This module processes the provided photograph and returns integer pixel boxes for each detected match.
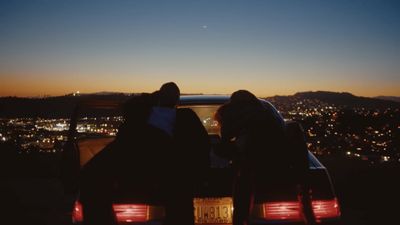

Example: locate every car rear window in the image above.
[179,105,221,135]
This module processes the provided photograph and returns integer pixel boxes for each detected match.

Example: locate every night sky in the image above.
[0,0,399,97]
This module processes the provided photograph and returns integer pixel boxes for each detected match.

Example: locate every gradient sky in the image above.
[0,0,399,97]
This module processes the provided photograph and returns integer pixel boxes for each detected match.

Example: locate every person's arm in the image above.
[216,113,239,160]
[214,141,236,160]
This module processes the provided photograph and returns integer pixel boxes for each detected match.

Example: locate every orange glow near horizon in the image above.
[1,72,399,98]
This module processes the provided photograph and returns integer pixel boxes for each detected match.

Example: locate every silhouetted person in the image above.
[215,90,315,225]
[79,82,209,225]
[149,82,209,225]
[79,93,173,225]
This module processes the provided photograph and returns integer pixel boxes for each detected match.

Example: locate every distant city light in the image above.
[1,97,398,164]
[382,156,390,162]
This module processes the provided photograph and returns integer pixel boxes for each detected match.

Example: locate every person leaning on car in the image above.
[79,82,210,225]
[214,90,315,225]
[79,92,173,225]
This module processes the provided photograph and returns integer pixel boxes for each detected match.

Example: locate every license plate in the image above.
[194,197,233,224]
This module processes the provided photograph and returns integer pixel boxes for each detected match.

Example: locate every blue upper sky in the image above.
[0,0,399,97]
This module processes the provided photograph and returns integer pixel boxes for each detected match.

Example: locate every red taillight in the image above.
[113,204,149,223]
[72,200,83,223]
[263,201,302,222]
[312,198,341,220]
[262,198,340,222]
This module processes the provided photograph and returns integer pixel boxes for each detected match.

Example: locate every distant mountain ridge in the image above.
[375,96,400,103]
[79,91,130,96]
[1,91,399,118]
[292,91,400,109]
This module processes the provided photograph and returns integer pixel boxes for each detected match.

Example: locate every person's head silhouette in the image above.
[230,90,260,106]
[157,82,180,108]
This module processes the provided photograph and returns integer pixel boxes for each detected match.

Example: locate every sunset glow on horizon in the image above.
[1,0,399,98]
[1,71,399,98]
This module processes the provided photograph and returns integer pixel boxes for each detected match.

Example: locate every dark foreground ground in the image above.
[1,154,400,225]
[320,157,400,225]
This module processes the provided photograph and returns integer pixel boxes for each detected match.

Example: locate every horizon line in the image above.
[1,90,399,99]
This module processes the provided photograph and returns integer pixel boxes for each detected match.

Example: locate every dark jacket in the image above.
[171,108,210,183]
[218,102,287,176]
[79,104,209,225]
